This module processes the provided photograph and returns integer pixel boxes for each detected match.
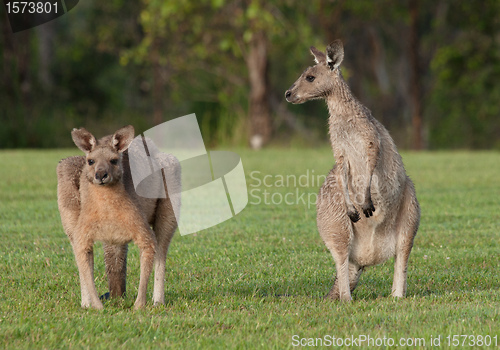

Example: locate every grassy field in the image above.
[0,148,499,349]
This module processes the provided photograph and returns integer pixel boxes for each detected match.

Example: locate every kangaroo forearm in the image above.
[365,139,380,195]
[339,157,353,205]
[338,156,360,222]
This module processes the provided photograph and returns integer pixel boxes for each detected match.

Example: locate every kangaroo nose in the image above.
[285,90,292,99]
[95,171,108,182]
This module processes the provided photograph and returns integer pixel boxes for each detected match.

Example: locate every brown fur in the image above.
[285,40,420,301]
[57,126,180,309]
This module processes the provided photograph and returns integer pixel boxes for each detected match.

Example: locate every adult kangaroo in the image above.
[285,40,420,301]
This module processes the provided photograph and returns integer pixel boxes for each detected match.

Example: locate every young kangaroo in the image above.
[57,126,180,309]
[285,40,420,301]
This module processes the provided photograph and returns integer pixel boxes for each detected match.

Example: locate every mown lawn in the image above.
[0,148,499,349]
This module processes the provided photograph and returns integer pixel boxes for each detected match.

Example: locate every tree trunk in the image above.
[368,27,390,94]
[2,15,32,143]
[36,21,55,91]
[247,30,272,149]
[151,36,164,126]
[2,11,15,100]
[318,0,344,43]
[409,0,423,150]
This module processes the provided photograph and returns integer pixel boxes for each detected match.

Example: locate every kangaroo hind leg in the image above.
[392,180,420,298]
[103,243,128,299]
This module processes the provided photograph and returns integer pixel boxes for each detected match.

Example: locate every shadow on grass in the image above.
[93,274,499,311]
[157,269,500,307]
[93,251,500,309]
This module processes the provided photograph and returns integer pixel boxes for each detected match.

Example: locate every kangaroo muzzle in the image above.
[94,168,110,184]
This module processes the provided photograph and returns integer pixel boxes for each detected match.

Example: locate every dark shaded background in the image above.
[1,0,499,149]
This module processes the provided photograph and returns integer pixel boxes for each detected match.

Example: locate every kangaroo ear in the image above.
[71,128,96,153]
[112,125,135,153]
[310,46,326,64]
[326,40,344,70]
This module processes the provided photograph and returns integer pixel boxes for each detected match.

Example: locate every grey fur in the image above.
[285,40,420,301]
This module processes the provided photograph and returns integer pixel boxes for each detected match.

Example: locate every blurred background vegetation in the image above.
[1,0,499,149]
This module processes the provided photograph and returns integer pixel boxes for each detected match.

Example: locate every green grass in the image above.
[0,148,499,349]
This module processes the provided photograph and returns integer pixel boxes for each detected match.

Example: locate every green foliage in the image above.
[428,0,500,149]
[2,1,500,148]
[1,149,499,348]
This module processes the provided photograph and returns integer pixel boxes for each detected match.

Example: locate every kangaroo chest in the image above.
[330,117,368,164]
[330,123,372,192]
[79,185,148,244]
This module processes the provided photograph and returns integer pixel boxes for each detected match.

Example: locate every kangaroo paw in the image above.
[362,200,375,218]
[347,208,360,223]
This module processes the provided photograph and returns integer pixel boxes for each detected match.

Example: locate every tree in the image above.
[409,0,423,150]
[1,5,33,146]
[428,0,500,148]
[127,0,316,148]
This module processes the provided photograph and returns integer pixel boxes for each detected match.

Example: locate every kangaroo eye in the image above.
[306,75,315,82]
[110,159,118,165]
[88,159,95,166]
